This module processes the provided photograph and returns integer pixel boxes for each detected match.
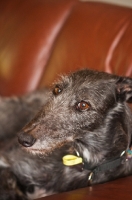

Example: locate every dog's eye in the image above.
[53,86,62,95]
[76,101,89,111]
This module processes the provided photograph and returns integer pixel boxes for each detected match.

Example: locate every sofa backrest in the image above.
[0,0,132,96]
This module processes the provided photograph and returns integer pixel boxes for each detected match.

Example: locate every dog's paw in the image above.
[0,168,17,190]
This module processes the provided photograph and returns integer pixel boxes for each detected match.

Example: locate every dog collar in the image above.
[84,151,126,183]
[62,149,129,184]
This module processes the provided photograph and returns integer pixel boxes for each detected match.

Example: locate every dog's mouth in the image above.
[24,147,50,156]
[22,136,74,156]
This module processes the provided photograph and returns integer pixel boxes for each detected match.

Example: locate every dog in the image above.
[0,69,132,200]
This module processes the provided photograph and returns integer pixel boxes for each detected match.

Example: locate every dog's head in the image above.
[18,69,132,164]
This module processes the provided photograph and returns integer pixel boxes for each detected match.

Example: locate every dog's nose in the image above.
[18,131,36,147]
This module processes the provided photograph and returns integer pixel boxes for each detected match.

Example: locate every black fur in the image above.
[0,69,132,199]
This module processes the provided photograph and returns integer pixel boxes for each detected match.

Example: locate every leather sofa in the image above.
[0,0,132,199]
[0,0,132,97]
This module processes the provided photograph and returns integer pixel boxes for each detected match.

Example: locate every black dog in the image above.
[0,69,132,199]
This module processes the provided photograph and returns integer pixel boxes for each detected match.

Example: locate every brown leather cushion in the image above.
[40,2,132,87]
[0,0,77,96]
[0,0,132,96]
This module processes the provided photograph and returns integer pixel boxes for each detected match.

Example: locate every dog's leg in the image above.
[0,168,27,200]
[0,88,50,141]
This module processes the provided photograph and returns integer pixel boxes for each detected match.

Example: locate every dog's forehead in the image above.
[71,69,116,82]
[59,70,117,90]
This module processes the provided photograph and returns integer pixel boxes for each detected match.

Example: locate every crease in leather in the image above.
[105,22,129,74]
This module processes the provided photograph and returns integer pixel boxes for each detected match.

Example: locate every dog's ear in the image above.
[116,77,132,103]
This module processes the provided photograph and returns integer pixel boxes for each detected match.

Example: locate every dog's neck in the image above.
[63,146,132,184]
[83,150,126,183]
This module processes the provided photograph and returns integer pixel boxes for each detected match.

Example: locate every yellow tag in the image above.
[63,155,83,166]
